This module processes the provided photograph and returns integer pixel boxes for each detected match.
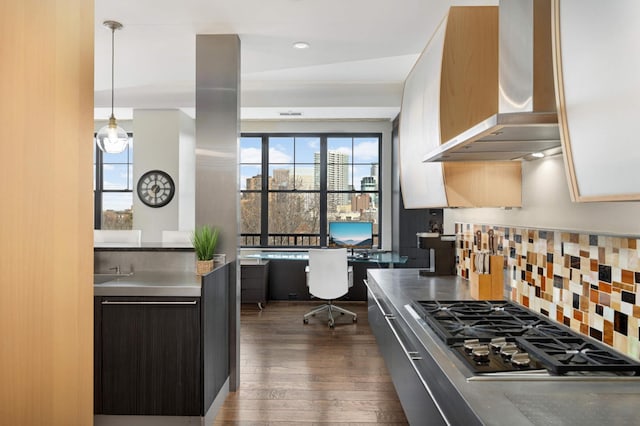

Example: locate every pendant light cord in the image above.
[110,26,115,118]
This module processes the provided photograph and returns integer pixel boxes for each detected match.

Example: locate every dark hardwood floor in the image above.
[213,301,408,425]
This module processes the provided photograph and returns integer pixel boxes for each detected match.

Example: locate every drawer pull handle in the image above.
[101,301,198,305]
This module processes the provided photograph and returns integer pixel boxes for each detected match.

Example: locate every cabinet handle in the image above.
[384,314,450,425]
[407,351,422,360]
[101,300,198,305]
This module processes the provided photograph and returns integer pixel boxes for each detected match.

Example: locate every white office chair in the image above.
[303,248,357,328]
[93,230,142,244]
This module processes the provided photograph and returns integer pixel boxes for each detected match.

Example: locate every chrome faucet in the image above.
[109,265,121,274]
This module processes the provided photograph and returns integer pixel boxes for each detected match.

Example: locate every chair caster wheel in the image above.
[303,318,309,324]
[329,322,335,328]
[353,317,357,323]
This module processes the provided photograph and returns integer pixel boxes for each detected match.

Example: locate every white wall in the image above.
[179,112,196,231]
[133,109,194,242]
[444,154,640,236]
[241,120,394,250]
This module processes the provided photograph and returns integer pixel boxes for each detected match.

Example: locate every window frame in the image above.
[240,132,382,248]
[93,133,134,229]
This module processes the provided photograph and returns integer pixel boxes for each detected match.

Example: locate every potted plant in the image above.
[191,225,219,275]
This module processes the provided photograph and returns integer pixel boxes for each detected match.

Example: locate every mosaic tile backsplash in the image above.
[455,222,640,360]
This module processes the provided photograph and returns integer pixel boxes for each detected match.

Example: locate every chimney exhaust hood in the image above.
[423,0,560,162]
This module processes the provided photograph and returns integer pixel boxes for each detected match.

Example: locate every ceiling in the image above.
[94,0,494,121]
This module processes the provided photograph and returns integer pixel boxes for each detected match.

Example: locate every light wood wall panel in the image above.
[443,162,522,207]
[439,6,498,143]
[533,0,556,112]
[0,1,94,425]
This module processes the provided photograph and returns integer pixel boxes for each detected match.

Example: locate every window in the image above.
[93,135,134,229]
[240,133,381,247]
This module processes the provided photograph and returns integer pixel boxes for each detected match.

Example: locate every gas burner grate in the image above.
[415,300,529,317]
[432,318,542,343]
[516,337,640,375]
[412,300,568,345]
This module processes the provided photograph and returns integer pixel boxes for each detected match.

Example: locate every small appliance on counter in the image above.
[416,232,456,276]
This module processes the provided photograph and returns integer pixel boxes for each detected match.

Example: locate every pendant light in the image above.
[96,20,129,154]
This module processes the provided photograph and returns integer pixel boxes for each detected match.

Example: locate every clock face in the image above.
[137,170,175,208]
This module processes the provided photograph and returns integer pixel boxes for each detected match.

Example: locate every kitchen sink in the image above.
[94,272,134,284]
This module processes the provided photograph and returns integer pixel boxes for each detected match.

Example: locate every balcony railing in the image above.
[241,233,320,247]
[241,233,378,248]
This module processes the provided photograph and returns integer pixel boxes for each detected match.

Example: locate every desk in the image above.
[242,251,407,301]
[245,251,407,265]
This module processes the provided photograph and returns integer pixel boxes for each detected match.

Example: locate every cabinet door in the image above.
[554,0,640,201]
[268,260,310,300]
[367,286,483,425]
[399,13,448,208]
[99,297,201,416]
[367,289,447,425]
[240,262,269,305]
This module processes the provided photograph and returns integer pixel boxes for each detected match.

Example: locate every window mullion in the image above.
[319,136,328,247]
[95,145,103,229]
[260,135,269,246]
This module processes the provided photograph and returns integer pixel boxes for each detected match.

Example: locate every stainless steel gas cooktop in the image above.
[411,300,640,376]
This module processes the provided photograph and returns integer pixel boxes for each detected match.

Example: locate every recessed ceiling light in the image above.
[293,41,310,49]
[531,152,545,158]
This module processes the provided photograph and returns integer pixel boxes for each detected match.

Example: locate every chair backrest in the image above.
[93,230,142,244]
[162,230,193,244]
[307,248,349,300]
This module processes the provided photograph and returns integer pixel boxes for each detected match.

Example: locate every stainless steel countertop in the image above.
[367,269,640,426]
[94,242,194,251]
[94,271,202,297]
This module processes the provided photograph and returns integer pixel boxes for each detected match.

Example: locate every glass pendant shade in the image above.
[96,115,129,154]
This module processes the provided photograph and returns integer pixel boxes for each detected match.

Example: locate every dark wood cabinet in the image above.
[268,259,308,300]
[97,297,201,416]
[266,259,377,301]
[94,263,230,417]
[202,264,229,409]
[241,261,269,307]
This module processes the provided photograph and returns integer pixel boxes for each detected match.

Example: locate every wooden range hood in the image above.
[400,5,523,208]
[423,0,560,162]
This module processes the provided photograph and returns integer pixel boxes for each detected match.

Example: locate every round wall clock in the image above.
[137,170,175,208]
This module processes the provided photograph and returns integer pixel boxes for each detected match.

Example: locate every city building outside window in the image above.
[93,135,134,229]
[240,133,381,247]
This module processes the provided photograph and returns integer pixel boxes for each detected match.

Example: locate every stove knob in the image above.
[463,339,481,353]
[511,352,531,367]
[490,337,507,352]
[500,343,518,359]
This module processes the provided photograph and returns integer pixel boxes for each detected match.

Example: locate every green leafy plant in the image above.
[191,225,219,261]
